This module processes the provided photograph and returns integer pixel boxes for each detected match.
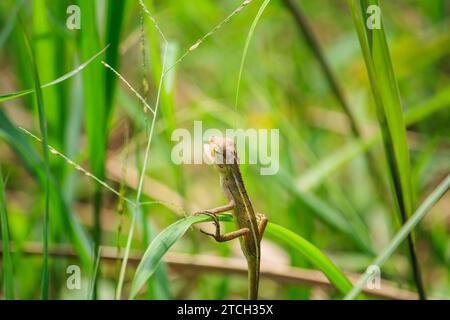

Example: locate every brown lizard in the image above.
[195,136,268,299]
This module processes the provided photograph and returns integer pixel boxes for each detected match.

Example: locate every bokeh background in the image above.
[0,0,449,299]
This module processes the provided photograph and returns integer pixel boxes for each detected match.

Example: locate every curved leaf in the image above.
[345,175,450,300]
[265,222,354,296]
[130,214,356,299]
[130,214,209,299]
[0,45,109,103]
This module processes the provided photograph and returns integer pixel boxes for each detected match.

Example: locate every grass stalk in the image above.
[348,0,426,299]
[22,23,51,300]
[0,167,14,299]
[345,174,450,299]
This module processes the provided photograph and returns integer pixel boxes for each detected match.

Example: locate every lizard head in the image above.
[204,136,238,171]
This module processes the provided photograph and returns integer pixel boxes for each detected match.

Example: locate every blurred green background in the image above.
[0,0,449,300]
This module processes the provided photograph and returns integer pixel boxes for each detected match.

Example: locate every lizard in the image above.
[194,136,268,300]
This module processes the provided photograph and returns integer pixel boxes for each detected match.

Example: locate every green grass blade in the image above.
[282,0,361,138]
[78,0,108,296]
[130,215,206,299]
[0,0,24,49]
[234,0,271,112]
[405,84,450,125]
[22,24,51,300]
[105,0,126,115]
[276,168,373,254]
[291,85,450,191]
[296,137,377,192]
[0,167,14,299]
[0,45,109,103]
[0,109,93,267]
[33,0,64,143]
[265,222,356,297]
[345,174,450,299]
[88,246,102,300]
[140,207,171,300]
[130,214,357,299]
[348,0,425,298]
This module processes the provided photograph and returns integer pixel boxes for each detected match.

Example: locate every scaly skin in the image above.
[196,136,268,300]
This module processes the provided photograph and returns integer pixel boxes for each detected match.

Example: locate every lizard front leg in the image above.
[201,215,250,243]
[194,201,249,242]
[193,199,235,216]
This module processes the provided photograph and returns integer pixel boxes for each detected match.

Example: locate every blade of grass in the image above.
[0,167,14,299]
[265,222,357,297]
[137,205,171,299]
[22,22,51,300]
[345,174,450,299]
[141,2,179,299]
[130,214,358,299]
[78,0,108,297]
[0,45,109,103]
[164,0,254,74]
[296,138,377,192]
[0,110,93,266]
[234,0,271,115]
[33,0,64,145]
[405,84,450,125]
[0,0,24,49]
[115,2,168,299]
[104,0,126,116]
[276,168,374,254]
[349,0,425,298]
[282,0,360,138]
[282,0,386,204]
[291,84,450,192]
[88,246,102,300]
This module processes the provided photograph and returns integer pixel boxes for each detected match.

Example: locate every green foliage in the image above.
[0,167,14,299]
[130,214,356,299]
[0,0,449,300]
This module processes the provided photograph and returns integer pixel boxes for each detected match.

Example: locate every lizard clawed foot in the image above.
[194,210,221,241]
[193,210,220,224]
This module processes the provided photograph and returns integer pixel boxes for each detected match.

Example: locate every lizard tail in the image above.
[247,259,260,300]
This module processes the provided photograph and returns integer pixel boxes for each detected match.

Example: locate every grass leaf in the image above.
[345,174,450,299]
[22,23,51,300]
[0,167,14,299]
[105,0,126,115]
[0,109,93,267]
[130,214,356,299]
[234,0,271,112]
[348,0,425,298]
[265,222,356,297]
[0,45,109,103]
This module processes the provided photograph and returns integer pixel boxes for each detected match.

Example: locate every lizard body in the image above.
[196,136,268,300]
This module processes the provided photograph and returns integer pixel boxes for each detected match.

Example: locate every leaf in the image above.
[130,214,358,299]
[0,109,93,267]
[78,0,109,295]
[296,137,377,192]
[22,24,51,300]
[234,0,271,111]
[0,45,109,103]
[130,215,208,299]
[348,0,425,297]
[88,247,102,300]
[345,175,450,299]
[105,0,126,115]
[33,0,64,141]
[276,168,373,253]
[265,222,356,297]
[0,167,14,299]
